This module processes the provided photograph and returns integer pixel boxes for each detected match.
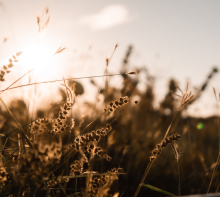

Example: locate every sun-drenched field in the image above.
[1,7,220,197]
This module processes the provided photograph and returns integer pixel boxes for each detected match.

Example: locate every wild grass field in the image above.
[1,7,220,197]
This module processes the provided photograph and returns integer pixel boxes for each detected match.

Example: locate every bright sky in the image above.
[0,0,220,117]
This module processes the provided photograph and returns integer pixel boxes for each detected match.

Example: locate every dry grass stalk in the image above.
[0,10,134,197]
[172,83,196,193]
[149,133,181,161]
[106,57,109,67]
[37,7,50,35]
[29,78,76,136]
[17,133,22,172]
[51,95,133,181]
[170,142,181,162]
[51,101,131,176]
[134,133,181,197]
[170,82,194,109]
[0,52,22,82]
[91,43,119,119]
[0,72,136,93]
[105,96,130,113]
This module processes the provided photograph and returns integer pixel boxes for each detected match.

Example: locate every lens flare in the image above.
[197,122,204,130]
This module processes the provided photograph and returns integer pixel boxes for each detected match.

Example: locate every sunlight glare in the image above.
[19,41,53,80]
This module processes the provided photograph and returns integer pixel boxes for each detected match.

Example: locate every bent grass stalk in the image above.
[134,111,178,197]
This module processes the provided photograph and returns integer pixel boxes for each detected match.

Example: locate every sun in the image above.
[19,41,54,80]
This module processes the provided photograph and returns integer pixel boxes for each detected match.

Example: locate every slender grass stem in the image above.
[0,73,131,93]
[0,68,34,94]
[207,99,220,193]
[186,109,196,183]
[177,162,181,196]
[134,160,154,197]
[91,44,118,120]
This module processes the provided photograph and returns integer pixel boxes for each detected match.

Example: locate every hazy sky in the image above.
[0,0,220,117]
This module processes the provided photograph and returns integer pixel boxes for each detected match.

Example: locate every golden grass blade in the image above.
[142,184,177,197]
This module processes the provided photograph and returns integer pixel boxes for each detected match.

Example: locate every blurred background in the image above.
[1,0,220,196]
[1,0,220,117]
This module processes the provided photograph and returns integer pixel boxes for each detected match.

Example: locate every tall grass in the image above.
[0,7,220,197]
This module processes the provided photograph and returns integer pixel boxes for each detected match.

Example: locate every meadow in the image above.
[1,7,220,197]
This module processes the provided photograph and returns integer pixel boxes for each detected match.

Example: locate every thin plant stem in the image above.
[0,73,130,93]
[177,162,181,196]
[207,101,220,193]
[91,44,118,120]
[186,109,196,183]
[163,111,179,140]
[0,68,34,94]
[17,133,21,172]
[216,181,220,192]
[134,160,154,197]
[3,137,8,149]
